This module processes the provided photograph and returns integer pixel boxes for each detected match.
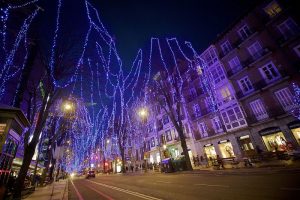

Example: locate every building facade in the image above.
[137,0,300,168]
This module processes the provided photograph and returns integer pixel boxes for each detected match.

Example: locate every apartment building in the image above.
[213,0,300,156]
[137,0,300,166]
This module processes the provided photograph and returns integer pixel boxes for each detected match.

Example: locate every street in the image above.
[68,170,300,200]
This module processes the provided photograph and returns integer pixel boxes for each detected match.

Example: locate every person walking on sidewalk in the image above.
[217,155,224,169]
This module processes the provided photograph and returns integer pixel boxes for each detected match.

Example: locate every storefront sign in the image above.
[287,120,300,129]
[239,135,250,140]
[218,139,229,144]
[258,127,281,136]
[203,144,213,147]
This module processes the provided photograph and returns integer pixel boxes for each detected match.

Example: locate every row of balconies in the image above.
[226,47,271,78]
[219,28,256,59]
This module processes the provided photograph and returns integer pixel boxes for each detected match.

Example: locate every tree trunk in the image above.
[13,143,36,199]
[12,43,37,108]
[178,129,193,171]
[120,148,126,173]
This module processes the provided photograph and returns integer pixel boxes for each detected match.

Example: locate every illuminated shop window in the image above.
[218,140,235,158]
[262,132,287,152]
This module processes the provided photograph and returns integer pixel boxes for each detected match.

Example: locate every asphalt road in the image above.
[68,170,300,200]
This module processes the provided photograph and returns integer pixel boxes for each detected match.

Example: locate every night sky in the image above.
[90,0,258,66]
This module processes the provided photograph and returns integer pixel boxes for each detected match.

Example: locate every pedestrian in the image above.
[216,155,224,169]
[131,165,134,172]
[196,155,200,167]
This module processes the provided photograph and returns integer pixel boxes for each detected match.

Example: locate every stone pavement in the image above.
[25,179,68,200]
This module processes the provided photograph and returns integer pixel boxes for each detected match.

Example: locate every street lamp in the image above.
[137,107,149,172]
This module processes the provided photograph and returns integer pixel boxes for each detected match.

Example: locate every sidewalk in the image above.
[24,180,68,200]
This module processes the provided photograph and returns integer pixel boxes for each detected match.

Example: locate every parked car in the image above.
[86,170,95,178]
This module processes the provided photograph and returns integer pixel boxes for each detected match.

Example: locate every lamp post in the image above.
[137,107,149,172]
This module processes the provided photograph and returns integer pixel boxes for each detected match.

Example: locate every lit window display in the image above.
[291,128,300,145]
[239,135,254,152]
[203,144,217,159]
[262,132,287,152]
[218,140,235,158]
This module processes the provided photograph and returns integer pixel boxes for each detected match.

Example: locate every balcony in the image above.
[227,64,247,78]
[246,106,286,125]
[219,28,256,59]
[277,29,300,46]
[244,48,271,66]
[236,70,288,100]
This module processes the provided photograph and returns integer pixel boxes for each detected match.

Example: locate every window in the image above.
[165,130,172,142]
[193,103,201,117]
[211,64,225,84]
[238,24,252,40]
[248,41,263,59]
[264,1,282,18]
[163,115,169,125]
[220,86,232,102]
[294,44,300,58]
[221,106,246,130]
[221,40,232,55]
[259,61,280,83]
[201,47,218,66]
[211,117,223,133]
[250,99,268,120]
[228,56,242,72]
[150,137,155,147]
[275,87,295,111]
[238,76,253,94]
[278,18,299,40]
[198,122,208,138]
[190,88,197,98]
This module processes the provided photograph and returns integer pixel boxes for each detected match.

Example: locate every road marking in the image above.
[70,180,85,200]
[280,187,300,191]
[194,183,229,188]
[86,184,115,200]
[155,181,171,184]
[87,180,163,200]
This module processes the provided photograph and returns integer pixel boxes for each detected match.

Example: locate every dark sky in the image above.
[90,0,258,66]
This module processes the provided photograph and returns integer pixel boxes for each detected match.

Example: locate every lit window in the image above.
[211,117,223,133]
[264,1,282,18]
[162,115,169,125]
[211,64,225,84]
[198,122,208,138]
[248,41,263,59]
[238,24,252,40]
[193,103,201,117]
[220,86,231,102]
[277,18,299,40]
[228,56,242,72]
[238,76,254,94]
[250,99,268,120]
[165,130,172,142]
[221,40,232,55]
[275,87,295,111]
[221,106,246,130]
[259,61,280,83]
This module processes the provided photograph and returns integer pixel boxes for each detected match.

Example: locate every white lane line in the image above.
[155,181,171,184]
[280,187,300,191]
[194,183,229,188]
[70,180,85,200]
[87,180,163,200]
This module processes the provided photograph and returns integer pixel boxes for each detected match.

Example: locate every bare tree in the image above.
[152,63,193,171]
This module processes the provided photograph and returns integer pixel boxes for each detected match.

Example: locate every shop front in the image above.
[203,144,217,159]
[238,135,255,156]
[259,127,287,152]
[287,121,300,146]
[218,140,235,158]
